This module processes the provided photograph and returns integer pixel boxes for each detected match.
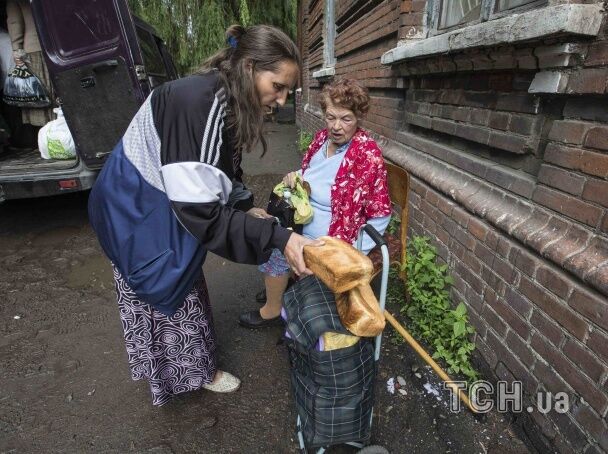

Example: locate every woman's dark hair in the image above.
[319,78,370,119]
[199,25,301,155]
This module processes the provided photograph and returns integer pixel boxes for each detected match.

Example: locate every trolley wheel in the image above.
[356,445,389,454]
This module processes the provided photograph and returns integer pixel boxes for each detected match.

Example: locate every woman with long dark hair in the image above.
[88,25,319,406]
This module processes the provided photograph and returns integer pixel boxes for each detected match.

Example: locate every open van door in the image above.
[31,0,148,168]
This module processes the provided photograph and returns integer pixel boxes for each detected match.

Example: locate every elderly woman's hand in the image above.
[283,233,324,276]
[246,207,273,219]
[282,171,299,188]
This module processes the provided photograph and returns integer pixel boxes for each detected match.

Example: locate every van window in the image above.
[42,2,121,60]
[135,26,168,88]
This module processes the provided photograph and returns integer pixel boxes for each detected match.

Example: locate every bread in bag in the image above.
[336,284,385,337]
[303,236,373,293]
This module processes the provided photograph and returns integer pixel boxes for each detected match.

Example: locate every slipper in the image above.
[202,370,241,393]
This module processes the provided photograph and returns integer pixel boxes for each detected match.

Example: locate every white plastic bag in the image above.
[38,107,76,160]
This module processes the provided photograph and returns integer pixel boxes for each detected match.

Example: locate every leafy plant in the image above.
[397,236,478,382]
[298,130,313,153]
[386,212,400,235]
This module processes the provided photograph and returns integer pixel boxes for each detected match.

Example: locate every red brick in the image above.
[544,143,582,171]
[451,206,470,228]
[481,304,508,338]
[494,255,518,285]
[488,111,510,130]
[400,0,412,13]
[411,0,426,13]
[571,401,608,452]
[543,224,591,268]
[455,261,484,295]
[563,338,606,383]
[548,120,590,145]
[587,329,608,364]
[506,330,534,367]
[582,178,608,208]
[469,108,489,126]
[508,114,537,136]
[509,247,540,278]
[585,41,608,67]
[486,330,538,394]
[567,68,608,94]
[519,276,589,340]
[431,117,457,135]
[547,411,589,453]
[531,333,608,414]
[569,288,608,332]
[528,401,558,439]
[482,266,507,296]
[535,266,572,300]
[468,217,489,241]
[533,358,572,395]
[532,186,603,227]
[495,237,512,259]
[504,286,532,317]
[488,130,528,154]
[584,126,608,151]
[455,123,490,145]
[537,164,586,196]
[530,310,565,346]
[487,290,530,339]
[476,337,498,368]
[400,12,423,26]
[496,93,539,114]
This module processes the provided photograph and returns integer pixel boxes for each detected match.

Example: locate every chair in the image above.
[368,162,410,282]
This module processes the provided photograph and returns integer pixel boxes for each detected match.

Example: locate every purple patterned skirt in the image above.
[113,267,217,406]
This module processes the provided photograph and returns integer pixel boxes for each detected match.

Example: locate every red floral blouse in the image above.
[301,128,391,245]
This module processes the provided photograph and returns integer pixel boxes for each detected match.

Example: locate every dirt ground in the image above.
[0,118,534,453]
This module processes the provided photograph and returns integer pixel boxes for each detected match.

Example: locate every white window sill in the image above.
[312,67,335,79]
[381,4,603,65]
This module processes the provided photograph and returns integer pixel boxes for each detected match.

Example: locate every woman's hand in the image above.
[13,49,26,66]
[282,171,299,188]
[283,233,324,276]
[246,207,273,219]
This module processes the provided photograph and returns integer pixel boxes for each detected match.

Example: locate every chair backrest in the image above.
[385,162,410,281]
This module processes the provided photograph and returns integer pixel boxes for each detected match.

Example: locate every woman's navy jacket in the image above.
[88,72,291,315]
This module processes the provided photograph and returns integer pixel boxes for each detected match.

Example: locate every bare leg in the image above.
[259,273,290,319]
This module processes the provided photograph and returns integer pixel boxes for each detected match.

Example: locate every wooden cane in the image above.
[383,310,479,414]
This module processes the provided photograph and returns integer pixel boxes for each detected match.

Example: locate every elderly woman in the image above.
[239,78,391,328]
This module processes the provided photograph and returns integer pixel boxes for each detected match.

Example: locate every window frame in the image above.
[312,0,336,79]
[427,0,547,36]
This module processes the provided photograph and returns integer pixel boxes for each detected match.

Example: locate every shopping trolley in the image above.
[287,224,390,453]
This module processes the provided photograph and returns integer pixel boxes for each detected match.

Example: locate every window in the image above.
[311,0,336,78]
[440,0,481,29]
[498,0,536,11]
[430,0,542,33]
[135,26,168,88]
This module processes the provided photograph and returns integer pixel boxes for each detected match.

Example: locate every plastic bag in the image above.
[271,175,313,225]
[38,108,76,160]
[3,63,51,107]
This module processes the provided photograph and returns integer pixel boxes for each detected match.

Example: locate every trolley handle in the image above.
[361,224,387,248]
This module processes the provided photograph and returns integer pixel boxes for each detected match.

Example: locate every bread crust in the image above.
[303,236,373,293]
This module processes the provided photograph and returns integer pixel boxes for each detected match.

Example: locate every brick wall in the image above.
[296,1,608,452]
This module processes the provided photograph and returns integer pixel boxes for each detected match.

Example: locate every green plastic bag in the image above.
[273,175,313,225]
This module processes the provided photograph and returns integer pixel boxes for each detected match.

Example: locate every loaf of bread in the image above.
[336,284,385,337]
[303,236,373,293]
